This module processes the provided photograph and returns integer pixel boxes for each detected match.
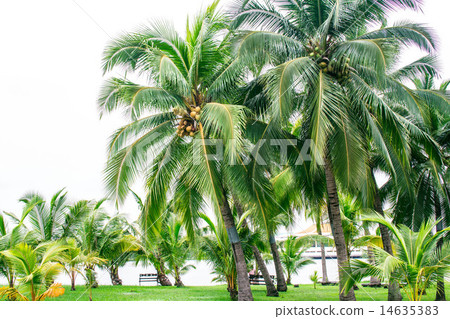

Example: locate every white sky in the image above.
[0,0,449,223]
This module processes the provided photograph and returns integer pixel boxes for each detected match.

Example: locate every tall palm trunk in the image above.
[234,197,278,297]
[324,156,356,301]
[252,246,279,296]
[71,270,76,291]
[363,222,381,286]
[434,191,446,301]
[220,188,253,301]
[372,169,402,301]
[317,221,329,284]
[269,234,288,292]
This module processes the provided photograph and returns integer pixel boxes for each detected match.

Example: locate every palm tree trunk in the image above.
[174,265,184,287]
[363,222,381,286]
[8,271,14,288]
[434,191,446,301]
[372,170,403,301]
[71,270,76,291]
[317,222,329,284]
[227,275,238,301]
[252,245,279,296]
[30,281,36,301]
[220,188,253,301]
[269,234,288,292]
[324,156,356,301]
[156,258,173,286]
[109,265,123,285]
[233,197,278,297]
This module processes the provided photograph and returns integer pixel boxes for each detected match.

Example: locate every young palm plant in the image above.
[230,0,437,300]
[0,242,67,301]
[345,214,450,301]
[159,213,195,287]
[198,214,255,300]
[279,236,314,285]
[0,199,43,290]
[19,189,69,242]
[99,1,254,300]
[62,238,85,291]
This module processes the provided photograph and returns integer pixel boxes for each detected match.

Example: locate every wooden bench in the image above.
[361,283,383,288]
[139,273,159,286]
[249,274,275,285]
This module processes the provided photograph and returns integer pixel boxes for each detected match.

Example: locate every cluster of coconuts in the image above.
[306,40,352,81]
[320,56,351,81]
[308,45,326,59]
[174,106,202,137]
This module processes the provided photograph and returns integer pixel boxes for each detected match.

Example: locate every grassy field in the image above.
[52,284,450,301]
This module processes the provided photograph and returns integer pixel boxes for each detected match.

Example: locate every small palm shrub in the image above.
[310,271,321,289]
[344,214,450,301]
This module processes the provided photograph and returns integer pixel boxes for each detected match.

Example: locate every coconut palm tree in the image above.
[81,252,106,301]
[279,236,314,285]
[229,0,437,300]
[98,1,254,300]
[131,191,173,286]
[19,190,91,243]
[76,200,109,288]
[159,213,195,287]
[385,75,450,300]
[198,213,256,300]
[0,199,43,289]
[233,198,279,296]
[305,203,329,284]
[0,242,67,301]
[97,215,140,286]
[62,238,84,291]
[345,214,450,301]
[19,189,69,242]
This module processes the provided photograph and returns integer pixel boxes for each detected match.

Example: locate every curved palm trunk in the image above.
[252,246,279,296]
[434,192,446,301]
[234,197,278,297]
[372,170,402,301]
[109,265,123,285]
[174,265,184,287]
[156,258,172,286]
[220,189,253,301]
[317,222,329,284]
[324,157,356,301]
[269,234,288,292]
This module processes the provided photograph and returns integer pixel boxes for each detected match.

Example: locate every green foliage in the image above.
[279,236,314,285]
[310,270,321,289]
[345,214,450,301]
[0,242,67,301]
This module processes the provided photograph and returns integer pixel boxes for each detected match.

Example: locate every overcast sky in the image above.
[0,0,449,223]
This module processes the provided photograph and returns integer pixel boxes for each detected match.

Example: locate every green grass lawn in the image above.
[52,284,450,301]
